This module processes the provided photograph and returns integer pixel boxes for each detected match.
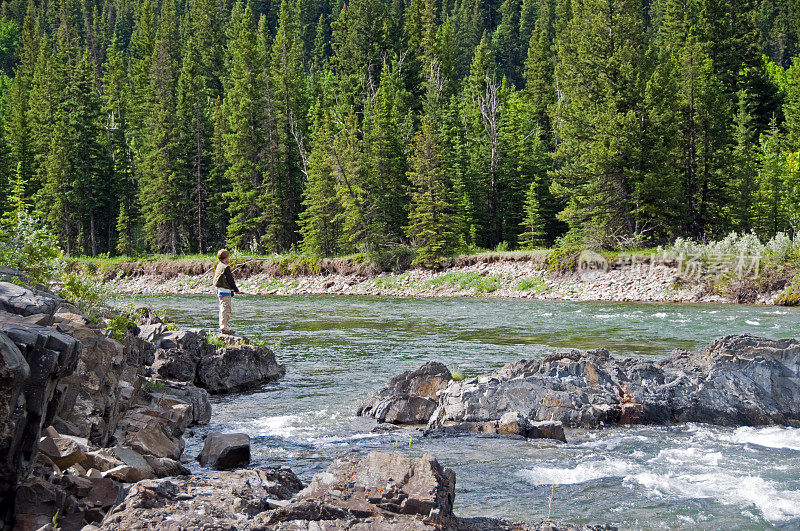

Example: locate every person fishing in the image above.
[213,249,241,334]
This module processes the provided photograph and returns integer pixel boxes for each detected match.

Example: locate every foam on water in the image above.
[626,472,800,522]
[652,447,723,466]
[517,459,634,485]
[724,426,800,451]
[653,312,667,318]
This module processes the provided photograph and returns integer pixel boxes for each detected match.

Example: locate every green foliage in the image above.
[144,378,166,392]
[106,313,133,341]
[514,277,551,293]
[204,331,225,348]
[0,0,799,261]
[426,271,505,294]
[0,209,63,285]
[546,244,584,272]
[61,272,105,315]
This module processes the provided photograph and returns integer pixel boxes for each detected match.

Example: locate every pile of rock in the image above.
[97,451,609,530]
[140,324,285,393]
[357,361,569,442]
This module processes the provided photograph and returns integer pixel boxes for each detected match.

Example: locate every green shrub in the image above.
[61,272,105,315]
[777,271,800,306]
[370,244,416,272]
[0,211,63,284]
[106,313,133,341]
[144,378,165,392]
[204,331,225,348]
[546,244,584,272]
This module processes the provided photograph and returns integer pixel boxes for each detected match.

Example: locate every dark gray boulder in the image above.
[197,432,251,469]
[139,326,285,394]
[358,361,452,424]
[0,321,80,520]
[0,282,60,318]
[197,344,285,394]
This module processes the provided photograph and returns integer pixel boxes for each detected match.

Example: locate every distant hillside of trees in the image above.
[0,0,799,264]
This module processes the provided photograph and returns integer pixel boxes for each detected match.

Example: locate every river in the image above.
[138,294,800,529]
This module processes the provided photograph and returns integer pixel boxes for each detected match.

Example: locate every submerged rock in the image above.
[429,414,567,442]
[428,334,800,429]
[357,361,452,424]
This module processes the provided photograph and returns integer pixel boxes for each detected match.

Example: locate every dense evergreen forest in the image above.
[0,0,799,264]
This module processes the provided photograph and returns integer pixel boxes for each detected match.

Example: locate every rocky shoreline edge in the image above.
[0,275,610,530]
[105,254,787,304]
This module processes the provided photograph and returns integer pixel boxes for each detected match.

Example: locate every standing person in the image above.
[213,249,241,334]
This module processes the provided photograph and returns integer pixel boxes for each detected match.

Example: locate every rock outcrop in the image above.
[141,324,286,394]
[0,279,214,529]
[427,334,800,430]
[0,287,81,522]
[98,468,304,530]
[265,452,455,529]
[357,361,452,424]
[101,452,611,530]
[362,335,800,439]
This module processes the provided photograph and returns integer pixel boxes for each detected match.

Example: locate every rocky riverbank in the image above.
[105,254,787,303]
[359,334,800,433]
[0,277,283,529]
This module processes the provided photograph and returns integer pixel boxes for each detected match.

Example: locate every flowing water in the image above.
[139,295,800,529]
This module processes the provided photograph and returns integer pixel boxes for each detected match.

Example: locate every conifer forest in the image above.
[0,0,799,265]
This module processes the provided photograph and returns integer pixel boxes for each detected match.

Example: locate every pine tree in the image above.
[518,181,546,247]
[754,118,788,237]
[492,0,522,86]
[222,3,272,251]
[299,102,342,256]
[5,4,37,187]
[500,88,549,246]
[406,115,458,266]
[138,0,186,253]
[361,62,409,245]
[730,89,758,230]
[268,0,309,249]
[104,34,136,254]
[550,0,645,245]
[176,34,212,252]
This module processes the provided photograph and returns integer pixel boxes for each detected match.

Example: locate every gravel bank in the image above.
[108,259,783,303]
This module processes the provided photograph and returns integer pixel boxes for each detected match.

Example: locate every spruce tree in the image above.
[176,34,212,252]
[138,0,186,253]
[222,3,271,251]
[269,0,308,249]
[550,0,645,245]
[406,115,458,266]
[299,102,342,256]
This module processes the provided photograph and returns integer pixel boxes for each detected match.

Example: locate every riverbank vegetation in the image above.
[0,0,799,266]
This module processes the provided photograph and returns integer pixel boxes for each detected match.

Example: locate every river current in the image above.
[140,295,800,529]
